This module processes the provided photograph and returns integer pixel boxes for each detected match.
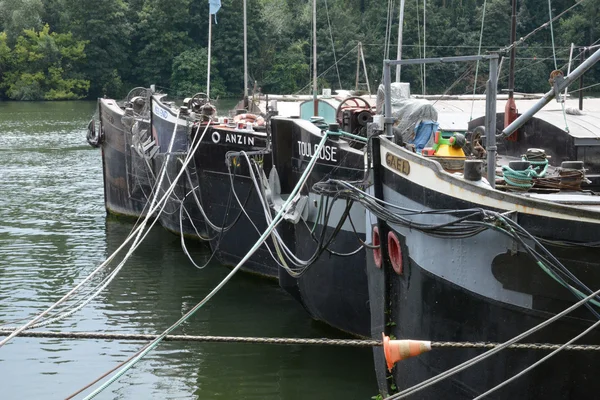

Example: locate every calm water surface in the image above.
[0,101,377,399]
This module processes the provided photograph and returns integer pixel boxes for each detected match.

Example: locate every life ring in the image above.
[233,113,265,127]
[234,113,257,122]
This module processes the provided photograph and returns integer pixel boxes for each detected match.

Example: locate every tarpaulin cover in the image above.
[376,83,439,150]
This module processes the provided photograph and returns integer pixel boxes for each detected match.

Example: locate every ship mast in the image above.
[313,0,318,116]
[395,0,406,82]
[504,0,518,138]
[243,0,248,105]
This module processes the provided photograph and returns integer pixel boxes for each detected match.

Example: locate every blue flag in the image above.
[209,0,221,23]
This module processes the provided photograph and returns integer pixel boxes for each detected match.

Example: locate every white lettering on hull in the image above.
[225,133,255,146]
[296,141,337,163]
[153,105,169,120]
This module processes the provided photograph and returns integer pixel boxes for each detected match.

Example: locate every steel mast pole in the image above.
[395,0,405,82]
[313,0,318,116]
[243,0,248,101]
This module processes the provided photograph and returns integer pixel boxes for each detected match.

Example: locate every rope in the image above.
[498,0,588,54]
[415,0,423,90]
[384,284,600,399]
[472,317,600,399]
[78,133,333,400]
[3,330,600,351]
[0,111,199,348]
[470,0,487,121]
[384,0,394,60]
[324,0,342,90]
[431,341,600,351]
[501,160,548,190]
[548,0,558,70]
[0,330,378,346]
[294,44,358,95]
[569,81,600,93]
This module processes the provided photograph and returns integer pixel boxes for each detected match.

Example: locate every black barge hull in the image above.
[271,117,371,337]
[99,98,153,219]
[368,137,600,398]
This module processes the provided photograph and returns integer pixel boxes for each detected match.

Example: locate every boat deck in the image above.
[433,97,600,142]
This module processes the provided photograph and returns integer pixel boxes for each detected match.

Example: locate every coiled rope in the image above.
[501,158,549,190]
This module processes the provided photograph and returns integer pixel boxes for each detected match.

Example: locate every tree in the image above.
[262,41,309,94]
[0,0,43,45]
[133,0,193,88]
[171,47,225,98]
[62,0,131,97]
[1,24,89,100]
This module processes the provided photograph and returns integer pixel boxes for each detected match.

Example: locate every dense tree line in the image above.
[0,0,597,100]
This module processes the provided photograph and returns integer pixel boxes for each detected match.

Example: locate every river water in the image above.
[0,101,377,399]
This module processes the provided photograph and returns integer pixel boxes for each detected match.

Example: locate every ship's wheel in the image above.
[335,96,372,125]
[465,126,486,159]
[188,92,210,112]
[126,87,151,103]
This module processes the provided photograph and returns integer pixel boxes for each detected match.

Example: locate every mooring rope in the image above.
[472,317,600,399]
[384,282,600,399]
[77,132,333,399]
[2,329,600,351]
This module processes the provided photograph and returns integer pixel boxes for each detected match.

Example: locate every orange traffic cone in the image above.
[382,333,432,371]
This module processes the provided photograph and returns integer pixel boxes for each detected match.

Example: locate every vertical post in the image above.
[508,0,517,99]
[564,42,574,100]
[207,13,212,99]
[313,0,318,116]
[422,0,426,95]
[579,48,585,111]
[360,44,371,94]
[395,0,405,82]
[383,60,394,139]
[243,0,248,100]
[355,42,361,91]
[486,56,499,189]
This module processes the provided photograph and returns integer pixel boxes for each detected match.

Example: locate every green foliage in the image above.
[0,0,599,100]
[5,71,45,100]
[62,0,131,97]
[262,41,309,94]
[133,0,193,87]
[0,0,43,45]
[1,24,89,100]
[0,31,11,74]
[171,47,225,98]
